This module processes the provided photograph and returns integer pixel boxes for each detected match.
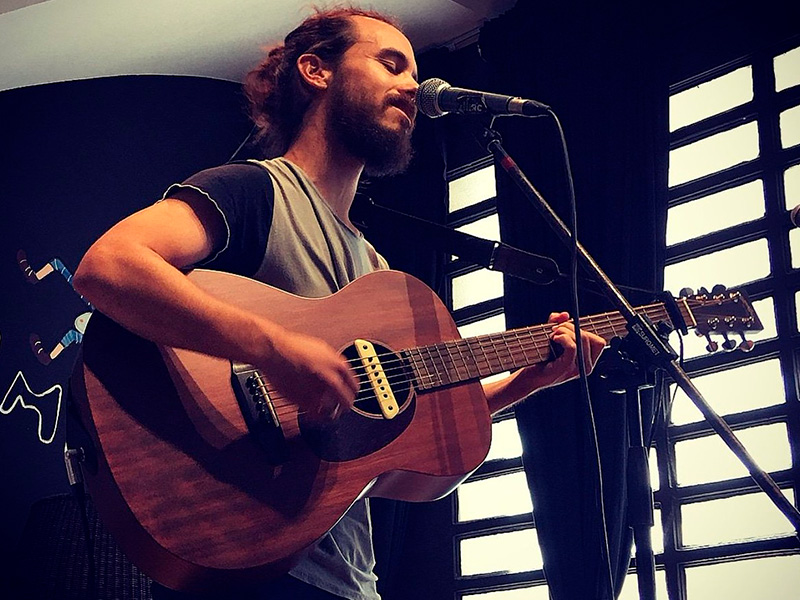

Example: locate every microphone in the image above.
[791,204,800,228]
[415,78,551,118]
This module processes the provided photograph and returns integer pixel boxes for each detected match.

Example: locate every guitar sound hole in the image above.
[299,342,417,462]
[342,342,413,419]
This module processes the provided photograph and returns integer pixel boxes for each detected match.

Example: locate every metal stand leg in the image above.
[626,383,656,600]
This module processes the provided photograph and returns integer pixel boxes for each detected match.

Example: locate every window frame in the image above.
[655,35,800,600]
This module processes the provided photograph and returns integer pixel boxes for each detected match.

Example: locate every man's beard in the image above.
[327,79,414,177]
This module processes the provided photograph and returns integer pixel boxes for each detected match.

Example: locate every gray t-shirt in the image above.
[164,157,386,599]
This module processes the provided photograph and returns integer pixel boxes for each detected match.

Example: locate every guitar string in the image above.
[316,302,674,383]
[257,298,709,396]
[334,302,673,375]
[261,298,747,418]
[276,306,660,401]
[261,305,676,416]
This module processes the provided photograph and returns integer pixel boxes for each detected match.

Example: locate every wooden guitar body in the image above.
[69,267,761,592]
[69,269,492,592]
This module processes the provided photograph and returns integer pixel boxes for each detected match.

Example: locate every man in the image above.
[74,7,606,600]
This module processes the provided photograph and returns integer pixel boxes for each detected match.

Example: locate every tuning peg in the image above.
[704,334,719,353]
[711,284,727,294]
[721,332,737,351]
[738,333,755,352]
[679,287,694,297]
[697,286,710,296]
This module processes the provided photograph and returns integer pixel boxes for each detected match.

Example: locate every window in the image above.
[656,38,800,600]
[443,160,551,598]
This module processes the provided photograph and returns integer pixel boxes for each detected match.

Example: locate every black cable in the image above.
[226,124,258,163]
[547,108,617,600]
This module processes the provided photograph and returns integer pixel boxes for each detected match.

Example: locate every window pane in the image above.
[674,423,792,486]
[796,290,800,332]
[459,314,507,338]
[449,166,496,212]
[790,227,800,269]
[785,163,800,211]
[663,239,770,292]
[631,507,664,555]
[485,418,523,461]
[780,104,800,149]
[774,46,800,92]
[669,122,759,187]
[667,296,776,360]
[453,213,501,260]
[452,269,504,310]
[670,66,753,131]
[463,585,550,600]
[685,556,800,599]
[666,181,765,245]
[457,471,533,522]
[649,448,660,492]
[669,359,785,425]
[681,489,796,547]
[460,529,544,576]
[456,213,501,241]
[618,570,669,600]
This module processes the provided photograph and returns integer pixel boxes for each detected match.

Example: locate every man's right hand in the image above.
[257,327,360,422]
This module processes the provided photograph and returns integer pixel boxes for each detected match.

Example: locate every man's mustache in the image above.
[386,95,417,124]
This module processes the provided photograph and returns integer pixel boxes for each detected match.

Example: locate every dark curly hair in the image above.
[243,6,401,158]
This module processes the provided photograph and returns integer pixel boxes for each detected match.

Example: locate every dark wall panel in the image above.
[0,75,252,590]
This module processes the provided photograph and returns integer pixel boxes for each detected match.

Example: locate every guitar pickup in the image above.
[355,339,398,420]
[231,362,288,464]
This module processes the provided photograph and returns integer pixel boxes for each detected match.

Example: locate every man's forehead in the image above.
[350,16,415,60]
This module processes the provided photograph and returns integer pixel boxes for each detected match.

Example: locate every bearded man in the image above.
[74,7,605,599]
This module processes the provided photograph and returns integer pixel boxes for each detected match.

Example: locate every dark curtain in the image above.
[477,3,669,599]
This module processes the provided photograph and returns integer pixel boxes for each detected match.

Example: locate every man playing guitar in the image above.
[73,7,606,599]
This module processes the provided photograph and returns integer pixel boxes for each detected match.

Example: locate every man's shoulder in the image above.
[191,160,274,181]
[179,161,275,199]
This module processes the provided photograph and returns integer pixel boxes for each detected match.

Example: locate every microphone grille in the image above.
[416,78,450,118]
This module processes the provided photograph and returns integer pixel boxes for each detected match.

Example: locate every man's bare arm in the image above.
[73,194,358,418]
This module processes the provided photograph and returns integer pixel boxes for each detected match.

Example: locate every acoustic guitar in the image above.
[68,269,761,592]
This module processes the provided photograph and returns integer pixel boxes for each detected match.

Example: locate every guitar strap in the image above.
[352,195,561,285]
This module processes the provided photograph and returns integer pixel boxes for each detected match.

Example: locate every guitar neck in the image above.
[405,299,695,391]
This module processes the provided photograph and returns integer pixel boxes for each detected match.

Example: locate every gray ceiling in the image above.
[0,0,517,92]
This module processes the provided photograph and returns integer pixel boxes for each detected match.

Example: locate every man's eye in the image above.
[380,59,399,73]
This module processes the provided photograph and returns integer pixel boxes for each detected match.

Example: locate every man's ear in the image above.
[296,53,333,91]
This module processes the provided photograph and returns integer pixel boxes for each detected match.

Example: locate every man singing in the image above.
[74,6,605,599]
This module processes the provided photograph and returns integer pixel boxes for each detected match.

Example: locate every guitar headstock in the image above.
[679,285,763,353]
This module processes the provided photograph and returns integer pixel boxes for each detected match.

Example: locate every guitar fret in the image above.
[423,346,445,387]
[523,327,546,363]
[433,344,452,385]
[440,341,459,382]
[488,333,507,373]
[466,337,490,378]
[409,347,437,390]
[604,313,620,338]
[484,335,498,374]
[452,339,476,380]
[464,338,486,378]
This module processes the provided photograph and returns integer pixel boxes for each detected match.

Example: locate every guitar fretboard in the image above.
[404,301,691,391]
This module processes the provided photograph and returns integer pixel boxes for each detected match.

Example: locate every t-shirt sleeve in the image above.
[161,162,274,277]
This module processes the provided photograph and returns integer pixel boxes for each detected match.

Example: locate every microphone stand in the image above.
[473,119,800,596]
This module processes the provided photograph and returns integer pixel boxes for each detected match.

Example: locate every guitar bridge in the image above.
[231,362,288,465]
